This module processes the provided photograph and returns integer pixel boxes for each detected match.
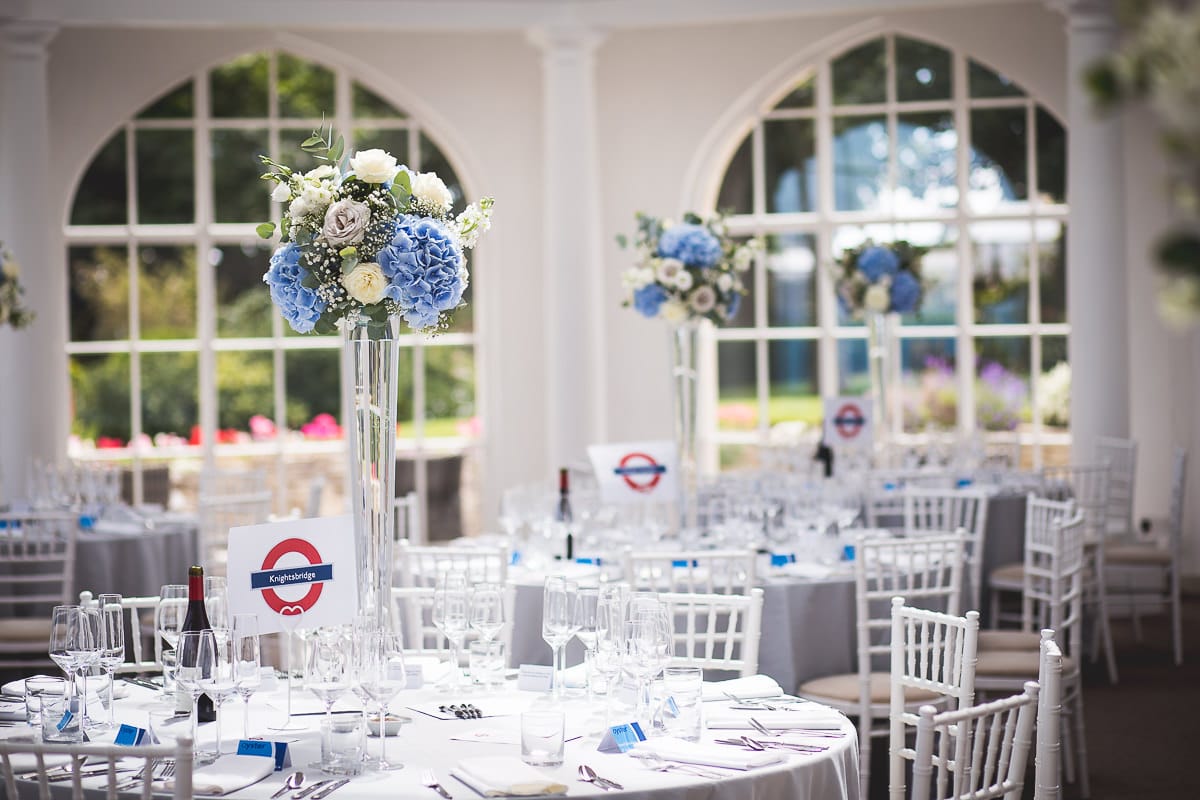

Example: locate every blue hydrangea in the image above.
[890,270,922,313]
[264,243,326,333]
[376,214,464,329]
[657,223,722,268]
[633,283,669,318]
[726,292,742,320]
[856,246,900,283]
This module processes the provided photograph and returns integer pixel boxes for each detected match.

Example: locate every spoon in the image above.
[270,771,303,799]
[577,764,622,791]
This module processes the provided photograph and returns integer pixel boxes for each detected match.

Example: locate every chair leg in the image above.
[1171,569,1184,666]
[1095,566,1119,685]
[859,718,872,799]
[1061,704,1077,785]
[1071,681,1091,799]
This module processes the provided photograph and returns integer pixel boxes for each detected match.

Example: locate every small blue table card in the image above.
[597,722,646,753]
[236,740,291,771]
[114,723,153,746]
[770,553,797,567]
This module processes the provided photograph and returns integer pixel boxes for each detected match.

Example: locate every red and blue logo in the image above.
[251,538,332,616]
[613,452,667,494]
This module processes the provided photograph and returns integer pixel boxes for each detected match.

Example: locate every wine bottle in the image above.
[178,565,216,722]
[557,468,574,560]
[814,437,834,478]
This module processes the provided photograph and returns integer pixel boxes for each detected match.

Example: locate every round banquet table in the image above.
[72,514,200,599]
[3,677,860,800]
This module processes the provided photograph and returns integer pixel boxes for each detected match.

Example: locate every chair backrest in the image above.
[196,489,273,571]
[903,488,990,610]
[1042,464,1109,544]
[395,541,508,588]
[304,475,326,518]
[1034,631,1063,800]
[394,492,422,544]
[390,583,516,661]
[911,682,1039,800]
[1023,513,1086,660]
[621,548,756,595]
[79,591,165,675]
[0,512,78,666]
[1168,448,1187,565]
[888,598,980,800]
[0,735,193,800]
[1095,436,1137,537]
[658,589,764,677]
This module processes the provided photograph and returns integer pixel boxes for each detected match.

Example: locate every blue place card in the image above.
[956,477,974,488]
[598,722,646,753]
[114,723,152,746]
[510,551,522,566]
[671,559,699,568]
[236,740,291,771]
[575,557,603,566]
[841,544,856,562]
[55,709,73,732]
[770,553,796,567]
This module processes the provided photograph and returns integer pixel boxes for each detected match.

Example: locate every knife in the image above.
[594,775,624,791]
[310,778,351,799]
[291,779,335,799]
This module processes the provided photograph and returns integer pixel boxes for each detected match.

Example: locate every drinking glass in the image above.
[97,594,125,728]
[175,630,212,763]
[198,629,237,755]
[269,608,307,731]
[573,587,600,701]
[625,608,671,727]
[156,586,188,705]
[433,571,469,687]
[232,614,262,739]
[469,583,504,644]
[520,710,565,767]
[356,629,407,771]
[48,605,81,700]
[307,627,350,735]
[70,607,102,729]
[205,576,230,645]
[541,576,577,699]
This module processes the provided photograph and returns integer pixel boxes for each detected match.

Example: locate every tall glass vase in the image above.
[345,313,400,631]
[866,311,902,448]
[670,321,701,531]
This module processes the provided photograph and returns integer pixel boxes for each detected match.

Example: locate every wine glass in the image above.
[205,576,230,646]
[98,594,125,729]
[156,585,187,705]
[174,630,213,763]
[433,571,469,687]
[469,583,504,644]
[231,614,262,740]
[356,629,407,771]
[625,604,671,727]
[197,630,237,756]
[269,607,307,731]
[48,605,82,709]
[573,587,600,701]
[541,576,577,700]
[592,617,625,726]
[307,627,350,736]
[70,607,102,729]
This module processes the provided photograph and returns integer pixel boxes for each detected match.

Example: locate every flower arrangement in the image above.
[258,126,493,334]
[0,242,34,329]
[834,241,925,318]
[618,212,756,325]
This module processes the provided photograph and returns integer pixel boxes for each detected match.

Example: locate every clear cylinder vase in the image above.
[866,311,902,447]
[670,321,700,531]
[345,313,400,631]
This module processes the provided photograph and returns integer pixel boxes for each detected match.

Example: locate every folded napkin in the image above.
[165,755,274,797]
[0,699,28,722]
[93,519,148,535]
[4,752,73,773]
[632,737,784,770]
[701,675,783,702]
[451,756,568,797]
[1,677,127,703]
[706,708,845,731]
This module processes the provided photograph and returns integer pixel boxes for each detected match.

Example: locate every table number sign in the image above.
[226,515,358,635]
[824,397,872,451]
[597,721,646,753]
[588,441,678,505]
[236,740,292,771]
[516,664,554,692]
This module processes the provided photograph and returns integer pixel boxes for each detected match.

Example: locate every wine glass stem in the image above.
[214,699,222,756]
[584,649,595,703]
[243,696,251,739]
[378,703,389,767]
[553,646,563,700]
[107,670,116,727]
[79,671,89,723]
[191,696,200,755]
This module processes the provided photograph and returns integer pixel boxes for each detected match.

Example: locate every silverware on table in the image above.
[577,764,623,791]
[310,778,351,799]
[292,778,336,799]
[422,768,453,799]
[271,770,304,799]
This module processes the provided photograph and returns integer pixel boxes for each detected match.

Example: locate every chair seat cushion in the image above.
[989,562,1025,588]
[798,672,941,704]
[0,618,51,642]
[1105,544,1171,566]
[977,630,1042,651]
[976,648,1076,677]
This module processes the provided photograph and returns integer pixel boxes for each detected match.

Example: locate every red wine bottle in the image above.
[181,565,215,722]
[557,468,574,560]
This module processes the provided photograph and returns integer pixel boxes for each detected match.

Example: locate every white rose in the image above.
[341,262,388,305]
[349,149,398,184]
[305,165,336,181]
[675,270,694,291]
[864,284,891,313]
[2,258,20,280]
[270,181,291,203]
[662,299,689,324]
[322,198,372,247]
[411,171,453,213]
[656,257,683,284]
[689,285,717,313]
[621,268,652,291]
[733,247,754,272]
[717,273,734,292]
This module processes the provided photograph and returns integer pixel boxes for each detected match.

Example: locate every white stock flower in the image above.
[675,270,695,291]
[2,258,20,280]
[656,257,683,284]
[864,283,891,313]
[733,247,754,272]
[411,172,454,213]
[621,268,653,291]
[270,182,291,203]
[322,198,372,247]
[341,262,388,305]
[689,285,717,313]
[716,273,734,293]
[289,184,333,219]
[662,299,689,324]
[348,149,398,184]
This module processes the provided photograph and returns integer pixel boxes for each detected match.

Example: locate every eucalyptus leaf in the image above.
[301,135,323,147]
[395,170,412,193]
[256,222,276,239]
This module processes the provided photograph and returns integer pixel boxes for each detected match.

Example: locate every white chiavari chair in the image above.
[657,589,764,678]
[1095,436,1137,540]
[394,540,508,588]
[1034,631,1063,800]
[0,735,193,800]
[390,584,516,663]
[985,494,1076,633]
[903,488,990,611]
[0,511,77,669]
[197,469,273,574]
[79,591,164,675]
[394,491,422,544]
[304,475,326,518]
[620,548,756,595]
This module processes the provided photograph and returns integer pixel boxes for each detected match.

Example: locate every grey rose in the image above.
[322,199,371,247]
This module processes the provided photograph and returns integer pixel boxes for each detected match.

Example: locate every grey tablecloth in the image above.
[73,516,199,599]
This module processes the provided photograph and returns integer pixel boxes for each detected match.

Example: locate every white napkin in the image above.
[2,752,73,773]
[451,756,568,797]
[0,699,27,722]
[701,675,783,702]
[632,737,784,770]
[165,754,274,796]
[1,677,127,703]
[92,520,147,535]
[706,708,846,731]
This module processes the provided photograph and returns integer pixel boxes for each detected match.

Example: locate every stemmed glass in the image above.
[97,594,125,728]
[205,576,230,646]
[231,614,262,740]
[71,607,103,729]
[625,605,671,728]
[541,576,577,700]
[307,627,350,736]
[48,605,82,717]
[356,629,407,771]
[433,571,469,687]
[175,630,213,764]
[469,583,504,644]
[573,587,600,701]
[197,630,237,756]
[269,608,307,731]
[156,585,187,705]
[592,599,625,726]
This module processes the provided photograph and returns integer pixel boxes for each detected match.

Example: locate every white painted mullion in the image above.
[124,121,145,506]
[953,49,976,435]
[195,68,218,475]
[271,52,289,511]
[1026,100,1043,467]
[885,35,898,221]
[815,59,838,399]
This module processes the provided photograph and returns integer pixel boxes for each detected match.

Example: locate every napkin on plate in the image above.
[631,737,784,770]
[701,675,783,702]
[1,677,127,703]
[0,699,28,722]
[165,754,275,796]
[450,756,568,797]
[3,752,73,773]
[706,708,846,731]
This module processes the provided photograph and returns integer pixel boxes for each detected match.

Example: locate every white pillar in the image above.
[1052,0,1129,457]
[0,21,66,501]
[528,26,608,470]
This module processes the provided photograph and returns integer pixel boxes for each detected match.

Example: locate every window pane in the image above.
[833,39,886,105]
[212,128,270,223]
[768,340,820,427]
[280,128,323,174]
[425,345,476,438]
[969,108,1028,212]
[763,119,816,214]
[838,339,868,395]
[968,60,1024,98]
[896,112,957,214]
[142,352,198,440]
[895,223,958,325]
[69,246,129,341]
[215,242,273,337]
[720,445,760,471]
[1039,335,1069,431]
[766,233,816,327]
[718,341,757,432]
[972,221,1030,324]
[210,53,269,118]
[902,338,957,431]
[1036,107,1066,205]
[895,37,952,102]
[716,131,753,216]
[1037,220,1067,324]
[71,131,127,226]
[833,115,888,212]
[975,337,1030,432]
[136,80,193,119]
[353,83,407,119]
[773,78,814,109]
[139,246,196,339]
[217,351,274,437]
[71,354,130,445]
[353,128,410,170]
[285,349,343,433]
[135,130,193,223]
[419,134,463,208]
[277,53,334,118]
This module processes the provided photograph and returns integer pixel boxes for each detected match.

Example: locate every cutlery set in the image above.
[437,703,483,719]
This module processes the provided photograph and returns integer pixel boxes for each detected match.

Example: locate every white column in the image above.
[528,26,608,469]
[1052,0,1129,457]
[0,21,65,500]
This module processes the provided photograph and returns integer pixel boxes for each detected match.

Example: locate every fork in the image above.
[630,753,724,780]
[421,768,452,799]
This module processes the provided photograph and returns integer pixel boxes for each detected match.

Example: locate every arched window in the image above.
[711,34,1067,466]
[66,51,480,534]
